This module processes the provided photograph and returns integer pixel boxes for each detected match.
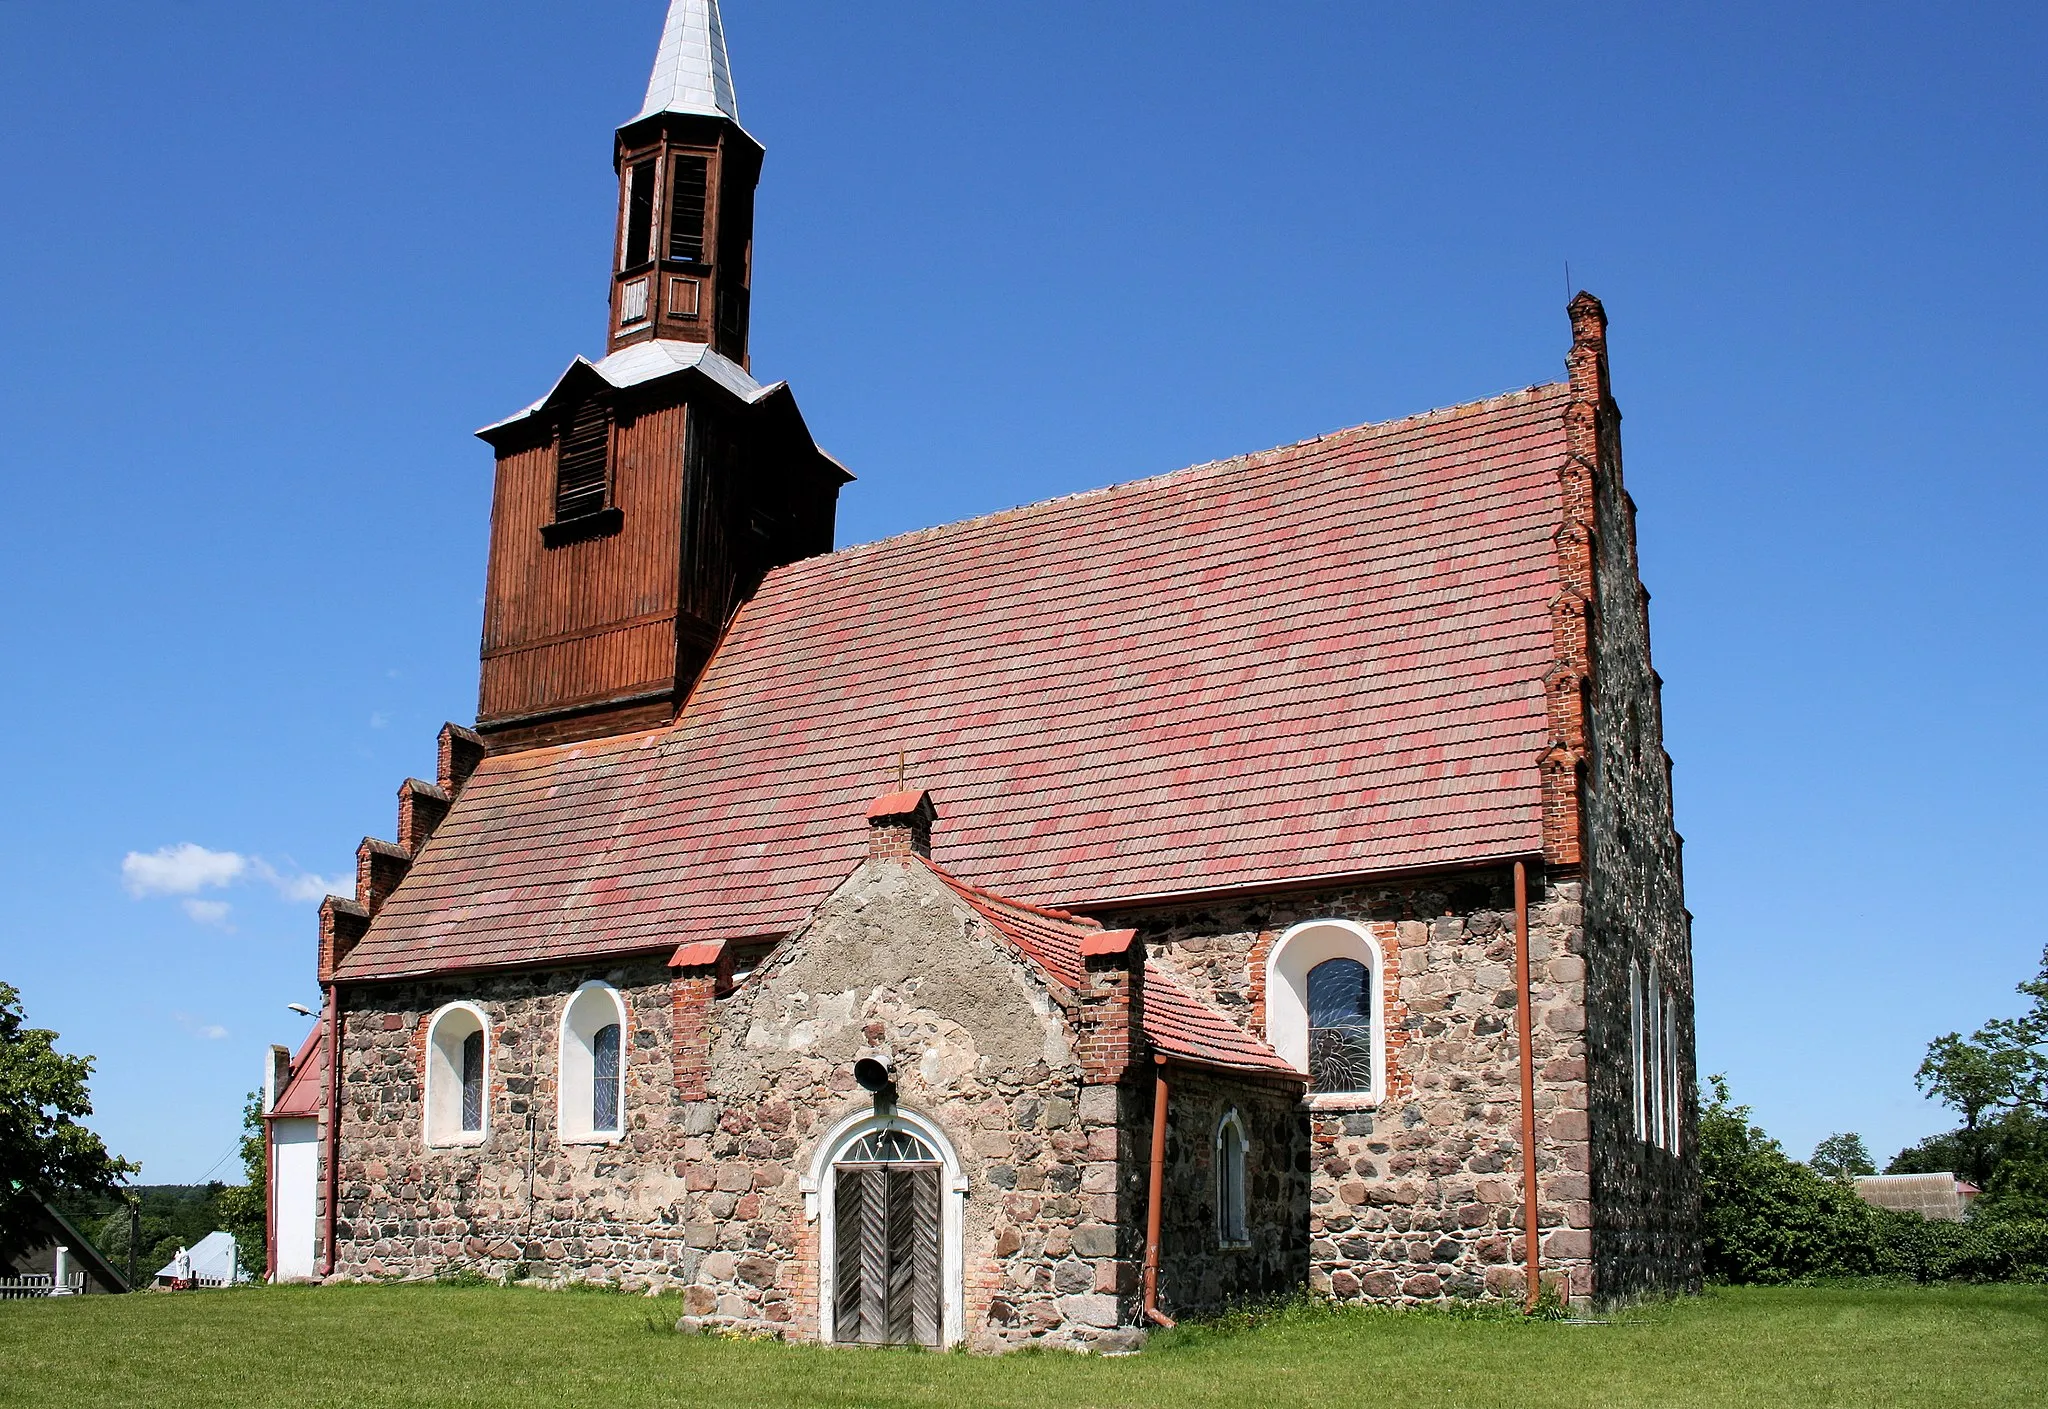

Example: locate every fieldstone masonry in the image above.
[1097,868,1600,1304]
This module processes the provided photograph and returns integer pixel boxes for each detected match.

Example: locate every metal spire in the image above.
[633,0,739,124]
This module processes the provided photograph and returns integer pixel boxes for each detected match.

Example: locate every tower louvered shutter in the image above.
[554,399,612,522]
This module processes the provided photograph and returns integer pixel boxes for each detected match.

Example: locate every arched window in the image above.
[1216,1110,1249,1248]
[424,1003,489,1148]
[559,982,628,1143]
[1265,921,1385,1100]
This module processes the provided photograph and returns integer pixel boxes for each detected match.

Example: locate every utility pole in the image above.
[126,1196,139,1290]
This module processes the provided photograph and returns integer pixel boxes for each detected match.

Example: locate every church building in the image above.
[265,0,1701,1347]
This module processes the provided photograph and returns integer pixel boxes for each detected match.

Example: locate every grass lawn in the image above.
[2,1282,2042,1409]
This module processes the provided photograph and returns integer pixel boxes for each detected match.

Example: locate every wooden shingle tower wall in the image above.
[472,1,847,752]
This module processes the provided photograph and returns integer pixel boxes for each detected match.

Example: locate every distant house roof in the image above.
[1852,1172,1976,1222]
[341,385,1569,981]
[154,1230,244,1283]
[13,1197,129,1293]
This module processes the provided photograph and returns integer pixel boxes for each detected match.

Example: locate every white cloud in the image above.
[369,711,390,729]
[124,844,350,907]
[171,1012,230,1041]
[123,843,246,897]
[200,1024,228,1040]
[251,860,354,904]
[181,899,234,929]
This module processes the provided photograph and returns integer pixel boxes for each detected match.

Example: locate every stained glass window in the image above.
[592,1023,621,1133]
[459,1029,484,1132]
[1307,957,1373,1094]
[839,1128,937,1165]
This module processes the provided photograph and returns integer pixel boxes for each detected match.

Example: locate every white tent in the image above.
[153,1231,247,1286]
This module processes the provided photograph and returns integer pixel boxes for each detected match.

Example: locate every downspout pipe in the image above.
[1514,860,1541,1310]
[1141,1054,1175,1329]
[320,983,341,1277]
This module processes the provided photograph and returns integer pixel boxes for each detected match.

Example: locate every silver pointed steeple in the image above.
[634,0,739,124]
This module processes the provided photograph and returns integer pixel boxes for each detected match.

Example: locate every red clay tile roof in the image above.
[920,859,1299,1076]
[269,1022,326,1118]
[1140,967,1301,1076]
[339,385,1567,981]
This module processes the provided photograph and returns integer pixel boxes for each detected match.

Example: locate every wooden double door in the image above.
[832,1162,942,1347]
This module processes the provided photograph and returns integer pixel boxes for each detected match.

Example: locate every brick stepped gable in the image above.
[316,722,485,983]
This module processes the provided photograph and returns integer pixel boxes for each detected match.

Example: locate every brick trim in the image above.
[396,778,452,854]
[1542,292,1610,872]
[1246,929,1276,1038]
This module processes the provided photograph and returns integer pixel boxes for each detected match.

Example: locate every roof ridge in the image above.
[818,382,1567,565]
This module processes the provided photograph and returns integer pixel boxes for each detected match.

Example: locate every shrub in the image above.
[1699,1076,1886,1282]
[1701,1075,2048,1284]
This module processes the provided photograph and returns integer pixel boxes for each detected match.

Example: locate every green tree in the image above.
[1810,1131,1876,1179]
[216,1091,267,1272]
[1698,1074,1885,1282]
[1911,946,2048,1214]
[0,980,139,1264]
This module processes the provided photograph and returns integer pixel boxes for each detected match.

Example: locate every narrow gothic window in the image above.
[1664,992,1681,1155]
[1647,960,1666,1150]
[1306,957,1373,1094]
[591,1023,621,1133]
[1630,960,1646,1141]
[623,159,657,267]
[460,1030,484,1133]
[1216,1112,1248,1246]
[668,155,709,263]
[553,398,612,522]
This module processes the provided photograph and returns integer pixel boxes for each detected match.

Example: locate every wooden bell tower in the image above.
[469,0,848,753]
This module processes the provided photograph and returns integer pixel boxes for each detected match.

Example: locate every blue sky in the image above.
[0,1,2042,1184]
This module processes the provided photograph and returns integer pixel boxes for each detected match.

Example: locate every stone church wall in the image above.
[1577,392,1703,1300]
[1095,871,1597,1304]
[330,861,1305,1349]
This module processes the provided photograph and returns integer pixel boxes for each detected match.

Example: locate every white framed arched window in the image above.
[559,981,628,1144]
[424,1002,490,1148]
[801,1108,967,1349]
[1266,920,1386,1102]
[1216,1109,1249,1248]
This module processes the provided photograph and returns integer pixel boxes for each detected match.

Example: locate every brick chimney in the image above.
[866,789,937,859]
[1076,928,1143,1084]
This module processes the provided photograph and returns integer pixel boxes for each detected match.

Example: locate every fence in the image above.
[0,1272,87,1299]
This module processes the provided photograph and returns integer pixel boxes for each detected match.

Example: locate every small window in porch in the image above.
[1216,1110,1249,1247]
